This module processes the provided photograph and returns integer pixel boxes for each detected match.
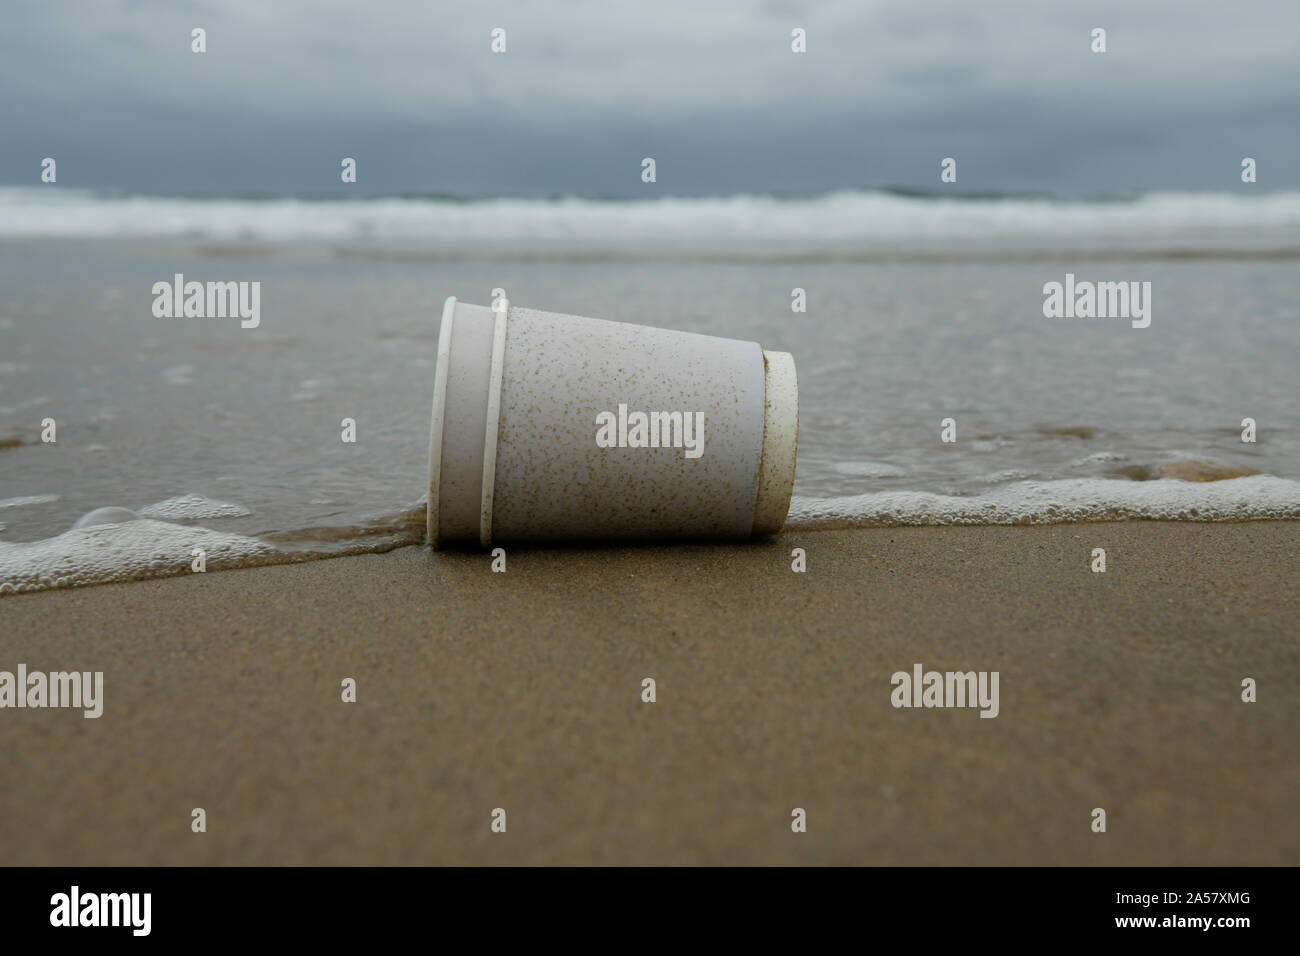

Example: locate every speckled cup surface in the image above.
[428,297,797,548]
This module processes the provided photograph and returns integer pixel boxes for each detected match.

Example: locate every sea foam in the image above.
[0,519,275,594]
[2,188,1299,245]
[2,477,1298,595]
[786,475,1300,528]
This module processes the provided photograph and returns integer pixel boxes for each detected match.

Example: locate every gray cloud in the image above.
[2,0,1297,194]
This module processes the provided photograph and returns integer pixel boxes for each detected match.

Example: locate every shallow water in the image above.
[2,192,1299,592]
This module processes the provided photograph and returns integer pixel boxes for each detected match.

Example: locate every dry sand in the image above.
[1,522,1297,865]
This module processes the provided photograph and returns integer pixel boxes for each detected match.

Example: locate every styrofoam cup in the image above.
[427,297,797,547]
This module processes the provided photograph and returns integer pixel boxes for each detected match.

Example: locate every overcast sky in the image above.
[3,0,1298,196]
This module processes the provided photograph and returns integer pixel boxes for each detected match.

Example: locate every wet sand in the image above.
[1,521,1297,865]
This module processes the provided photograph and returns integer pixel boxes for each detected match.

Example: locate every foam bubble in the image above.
[832,460,906,479]
[71,506,140,528]
[162,365,195,386]
[138,494,251,520]
[1111,461,1261,482]
[979,469,1038,483]
[0,494,60,510]
[785,475,1300,528]
[1071,452,1128,466]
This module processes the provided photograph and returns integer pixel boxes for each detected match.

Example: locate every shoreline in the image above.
[6,492,1300,596]
[2,521,1297,864]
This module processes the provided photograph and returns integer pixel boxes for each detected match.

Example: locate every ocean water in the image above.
[2,189,1299,593]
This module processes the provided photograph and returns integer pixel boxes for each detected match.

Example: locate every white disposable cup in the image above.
[427,297,798,548]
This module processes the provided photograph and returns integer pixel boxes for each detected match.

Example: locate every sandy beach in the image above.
[2,521,1296,865]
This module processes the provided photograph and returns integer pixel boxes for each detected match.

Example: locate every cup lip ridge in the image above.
[752,349,799,535]
[426,295,458,547]
[477,299,510,548]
